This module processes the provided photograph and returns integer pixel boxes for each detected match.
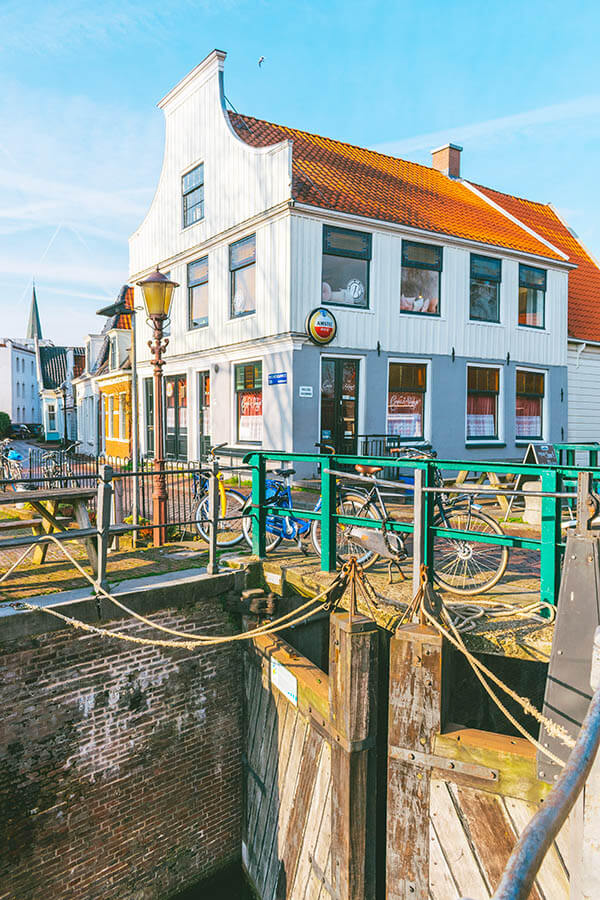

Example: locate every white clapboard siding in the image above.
[568,343,600,443]
[291,213,568,367]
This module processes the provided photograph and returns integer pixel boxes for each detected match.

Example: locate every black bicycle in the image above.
[312,447,509,596]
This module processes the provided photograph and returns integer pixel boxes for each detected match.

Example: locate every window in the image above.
[322,226,371,309]
[230,235,256,317]
[516,370,544,440]
[519,265,546,328]
[182,163,204,228]
[387,363,427,439]
[188,257,208,328]
[119,393,127,440]
[467,366,500,440]
[235,362,262,443]
[470,255,501,322]
[107,395,114,439]
[48,404,56,431]
[401,241,442,315]
[109,336,118,371]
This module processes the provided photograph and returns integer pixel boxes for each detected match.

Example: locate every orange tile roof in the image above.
[228,113,564,262]
[473,184,600,341]
[114,285,134,331]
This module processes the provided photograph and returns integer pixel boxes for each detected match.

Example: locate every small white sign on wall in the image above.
[299,385,313,398]
[270,657,298,706]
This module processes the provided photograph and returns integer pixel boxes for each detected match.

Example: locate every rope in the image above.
[420,598,574,767]
[9,533,348,649]
[0,542,36,585]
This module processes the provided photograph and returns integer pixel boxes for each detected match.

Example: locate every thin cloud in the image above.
[374,95,600,155]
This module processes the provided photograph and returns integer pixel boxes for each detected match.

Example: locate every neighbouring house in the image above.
[129,50,581,473]
[73,286,134,460]
[37,344,85,443]
[0,287,47,428]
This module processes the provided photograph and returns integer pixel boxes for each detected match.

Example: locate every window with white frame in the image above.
[516,370,545,439]
[107,395,114,438]
[48,404,56,431]
[467,366,500,440]
[322,226,371,309]
[387,362,427,439]
[188,256,208,328]
[119,393,126,440]
[182,164,204,228]
[230,235,256,318]
[401,241,442,315]
[109,336,118,371]
[235,362,262,443]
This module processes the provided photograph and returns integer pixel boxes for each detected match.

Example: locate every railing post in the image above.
[329,611,378,900]
[250,452,266,558]
[320,456,337,573]
[207,458,219,575]
[540,467,561,608]
[96,464,113,591]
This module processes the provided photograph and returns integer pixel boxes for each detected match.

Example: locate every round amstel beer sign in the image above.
[305,307,337,345]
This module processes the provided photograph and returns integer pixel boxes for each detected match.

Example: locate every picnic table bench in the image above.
[0,487,98,574]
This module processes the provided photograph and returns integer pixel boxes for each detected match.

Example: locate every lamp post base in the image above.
[152,459,168,547]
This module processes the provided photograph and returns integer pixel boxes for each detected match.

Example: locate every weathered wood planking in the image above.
[243,639,331,900]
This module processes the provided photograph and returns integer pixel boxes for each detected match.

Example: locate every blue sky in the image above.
[1,0,599,344]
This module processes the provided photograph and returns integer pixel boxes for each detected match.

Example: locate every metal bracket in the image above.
[389,745,499,782]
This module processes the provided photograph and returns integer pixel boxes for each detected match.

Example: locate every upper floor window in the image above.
[230,235,256,318]
[188,257,208,329]
[467,366,499,440]
[470,255,501,323]
[516,370,545,440]
[401,241,442,316]
[182,164,204,228]
[519,265,546,328]
[322,226,371,309]
[387,362,427,440]
[109,336,118,371]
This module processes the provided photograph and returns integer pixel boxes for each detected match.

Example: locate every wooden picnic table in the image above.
[0,487,98,574]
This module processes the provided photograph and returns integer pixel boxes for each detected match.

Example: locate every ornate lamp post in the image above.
[136,268,179,546]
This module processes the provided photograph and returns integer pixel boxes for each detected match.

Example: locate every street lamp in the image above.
[136,268,179,546]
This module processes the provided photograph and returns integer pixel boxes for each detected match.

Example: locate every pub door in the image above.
[320,358,360,454]
[165,374,188,460]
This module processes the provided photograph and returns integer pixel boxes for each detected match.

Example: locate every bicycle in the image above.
[41,441,81,488]
[0,439,24,486]
[241,461,324,554]
[192,444,247,547]
[311,447,509,596]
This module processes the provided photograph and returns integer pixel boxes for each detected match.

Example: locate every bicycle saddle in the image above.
[355,464,382,476]
[273,468,296,477]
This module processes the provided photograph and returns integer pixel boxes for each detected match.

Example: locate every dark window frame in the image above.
[322,225,372,310]
[516,369,545,441]
[401,240,443,317]
[387,361,428,442]
[466,365,500,441]
[188,256,209,330]
[182,163,204,229]
[230,234,257,319]
[518,264,547,330]
[469,254,502,323]
[234,361,263,444]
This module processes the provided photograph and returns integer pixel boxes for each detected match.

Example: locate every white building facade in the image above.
[130,51,572,470]
[0,340,41,425]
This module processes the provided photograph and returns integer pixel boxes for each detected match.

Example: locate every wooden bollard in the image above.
[386,624,442,900]
[329,611,378,900]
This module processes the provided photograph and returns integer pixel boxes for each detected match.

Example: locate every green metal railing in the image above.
[244,451,600,607]
[554,442,600,467]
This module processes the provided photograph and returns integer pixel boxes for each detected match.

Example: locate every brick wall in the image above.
[0,596,242,899]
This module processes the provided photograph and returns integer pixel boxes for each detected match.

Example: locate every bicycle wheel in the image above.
[241,498,282,553]
[195,489,247,547]
[311,492,382,569]
[432,507,509,596]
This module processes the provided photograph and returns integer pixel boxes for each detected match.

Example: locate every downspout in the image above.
[575,341,587,368]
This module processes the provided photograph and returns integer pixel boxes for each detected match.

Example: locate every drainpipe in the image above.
[575,341,587,368]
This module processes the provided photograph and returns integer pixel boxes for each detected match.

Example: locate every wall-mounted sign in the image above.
[298,385,313,398]
[305,307,337,345]
[270,657,298,706]
[268,372,287,386]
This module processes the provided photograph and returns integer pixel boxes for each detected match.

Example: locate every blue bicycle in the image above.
[241,465,322,553]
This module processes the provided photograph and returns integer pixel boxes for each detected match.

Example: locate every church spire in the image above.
[26,282,43,341]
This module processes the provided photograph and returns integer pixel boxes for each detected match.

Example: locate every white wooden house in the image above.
[130,50,577,468]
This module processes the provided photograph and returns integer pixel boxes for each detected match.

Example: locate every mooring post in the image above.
[329,610,378,900]
[386,624,442,900]
[96,463,113,591]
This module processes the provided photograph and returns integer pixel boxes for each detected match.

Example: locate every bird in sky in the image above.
[258,56,265,67]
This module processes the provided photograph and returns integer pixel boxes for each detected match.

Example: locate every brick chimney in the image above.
[431,143,462,178]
